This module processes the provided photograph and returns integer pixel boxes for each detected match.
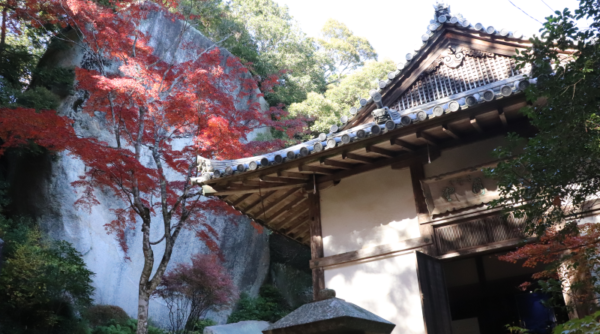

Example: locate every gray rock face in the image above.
[204,320,270,334]
[5,10,270,327]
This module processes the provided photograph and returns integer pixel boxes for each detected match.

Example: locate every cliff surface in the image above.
[4,10,274,326]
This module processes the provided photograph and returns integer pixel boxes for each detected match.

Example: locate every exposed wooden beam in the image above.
[272,202,310,226]
[442,125,459,139]
[390,138,418,152]
[308,175,325,300]
[288,219,308,237]
[497,107,508,127]
[261,188,303,215]
[267,196,308,222]
[366,145,399,158]
[416,131,439,146]
[244,190,278,212]
[319,149,431,183]
[231,193,253,207]
[243,179,291,187]
[204,184,304,196]
[258,176,307,185]
[391,147,441,169]
[470,116,483,133]
[323,159,355,170]
[298,165,338,175]
[310,236,432,269]
[279,212,310,231]
[277,171,310,180]
[342,152,376,164]
[410,163,429,216]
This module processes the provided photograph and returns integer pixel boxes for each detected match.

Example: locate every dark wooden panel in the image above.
[416,251,453,334]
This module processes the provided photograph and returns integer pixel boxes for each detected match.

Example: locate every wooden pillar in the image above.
[410,162,436,254]
[308,175,325,301]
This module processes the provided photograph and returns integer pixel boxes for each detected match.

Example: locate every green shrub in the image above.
[92,319,166,334]
[227,285,290,323]
[191,318,217,333]
[552,311,600,334]
[0,217,94,333]
[86,305,130,328]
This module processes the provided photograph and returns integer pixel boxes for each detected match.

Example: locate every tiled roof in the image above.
[191,2,532,186]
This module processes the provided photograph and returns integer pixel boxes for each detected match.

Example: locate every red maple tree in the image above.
[0,1,303,333]
[499,222,600,317]
[154,253,237,332]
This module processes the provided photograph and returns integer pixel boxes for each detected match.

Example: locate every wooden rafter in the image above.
[442,125,459,139]
[470,116,483,133]
[342,152,376,164]
[366,145,398,158]
[497,107,508,127]
[390,138,419,152]
[416,131,439,146]
[299,165,338,175]
[323,159,355,170]
[244,190,278,212]
[277,171,310,180]
[268,197,309,222]
[205,183,304,196]
[231,193,253,207]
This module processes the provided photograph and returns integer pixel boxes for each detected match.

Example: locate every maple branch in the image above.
[167,34,232,92]
[149,234,166,245]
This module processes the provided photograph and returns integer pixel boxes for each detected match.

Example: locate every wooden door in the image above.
[416,251,453,334]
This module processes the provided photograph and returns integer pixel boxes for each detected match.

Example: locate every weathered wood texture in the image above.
[310,236,432,269]
[416,251,453,334]
[308,175,325,300]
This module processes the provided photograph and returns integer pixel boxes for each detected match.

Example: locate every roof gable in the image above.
[351,45,531,126]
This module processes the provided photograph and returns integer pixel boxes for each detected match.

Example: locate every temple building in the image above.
[193,3,567,334]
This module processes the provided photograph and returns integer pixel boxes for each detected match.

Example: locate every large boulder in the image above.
[4,10,270,326]
[204,321,270,334]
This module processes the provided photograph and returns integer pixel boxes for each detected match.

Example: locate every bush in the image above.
[191,319,217,333]
[86,305,130,328]
[92,319,165,334]
[227,285,290,324]
[0,217,95,333]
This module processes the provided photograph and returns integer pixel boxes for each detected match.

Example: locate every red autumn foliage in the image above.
[154,253,237,332]
[0,0,305,332]
[499,223,600,313]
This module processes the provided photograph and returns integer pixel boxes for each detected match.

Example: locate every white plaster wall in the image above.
[424,136,507,178]
[325,251,426,334]
[320,167,419,256]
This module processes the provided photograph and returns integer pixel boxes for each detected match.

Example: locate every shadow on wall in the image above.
[320,167,421,256]
[325,251,425,334]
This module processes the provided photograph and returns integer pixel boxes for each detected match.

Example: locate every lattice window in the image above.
[434,215,526,254]
[392,54,526,112]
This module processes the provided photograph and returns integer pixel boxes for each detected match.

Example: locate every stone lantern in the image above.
[262,289,395,334]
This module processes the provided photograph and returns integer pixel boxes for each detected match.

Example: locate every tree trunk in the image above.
[136,212,154,334]
[137,286,151,334]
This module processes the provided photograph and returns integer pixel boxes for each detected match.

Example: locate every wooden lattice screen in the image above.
[434,215,526,254]
[393,54,525,112]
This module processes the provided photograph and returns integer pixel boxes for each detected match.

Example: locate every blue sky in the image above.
[273,0,581,64]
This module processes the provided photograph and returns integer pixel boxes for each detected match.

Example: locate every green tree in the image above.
[0,217,95,333]
[180,0,327,107]
[318,19,377,84]
[288,59,396,134]
[487,0,600,324]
